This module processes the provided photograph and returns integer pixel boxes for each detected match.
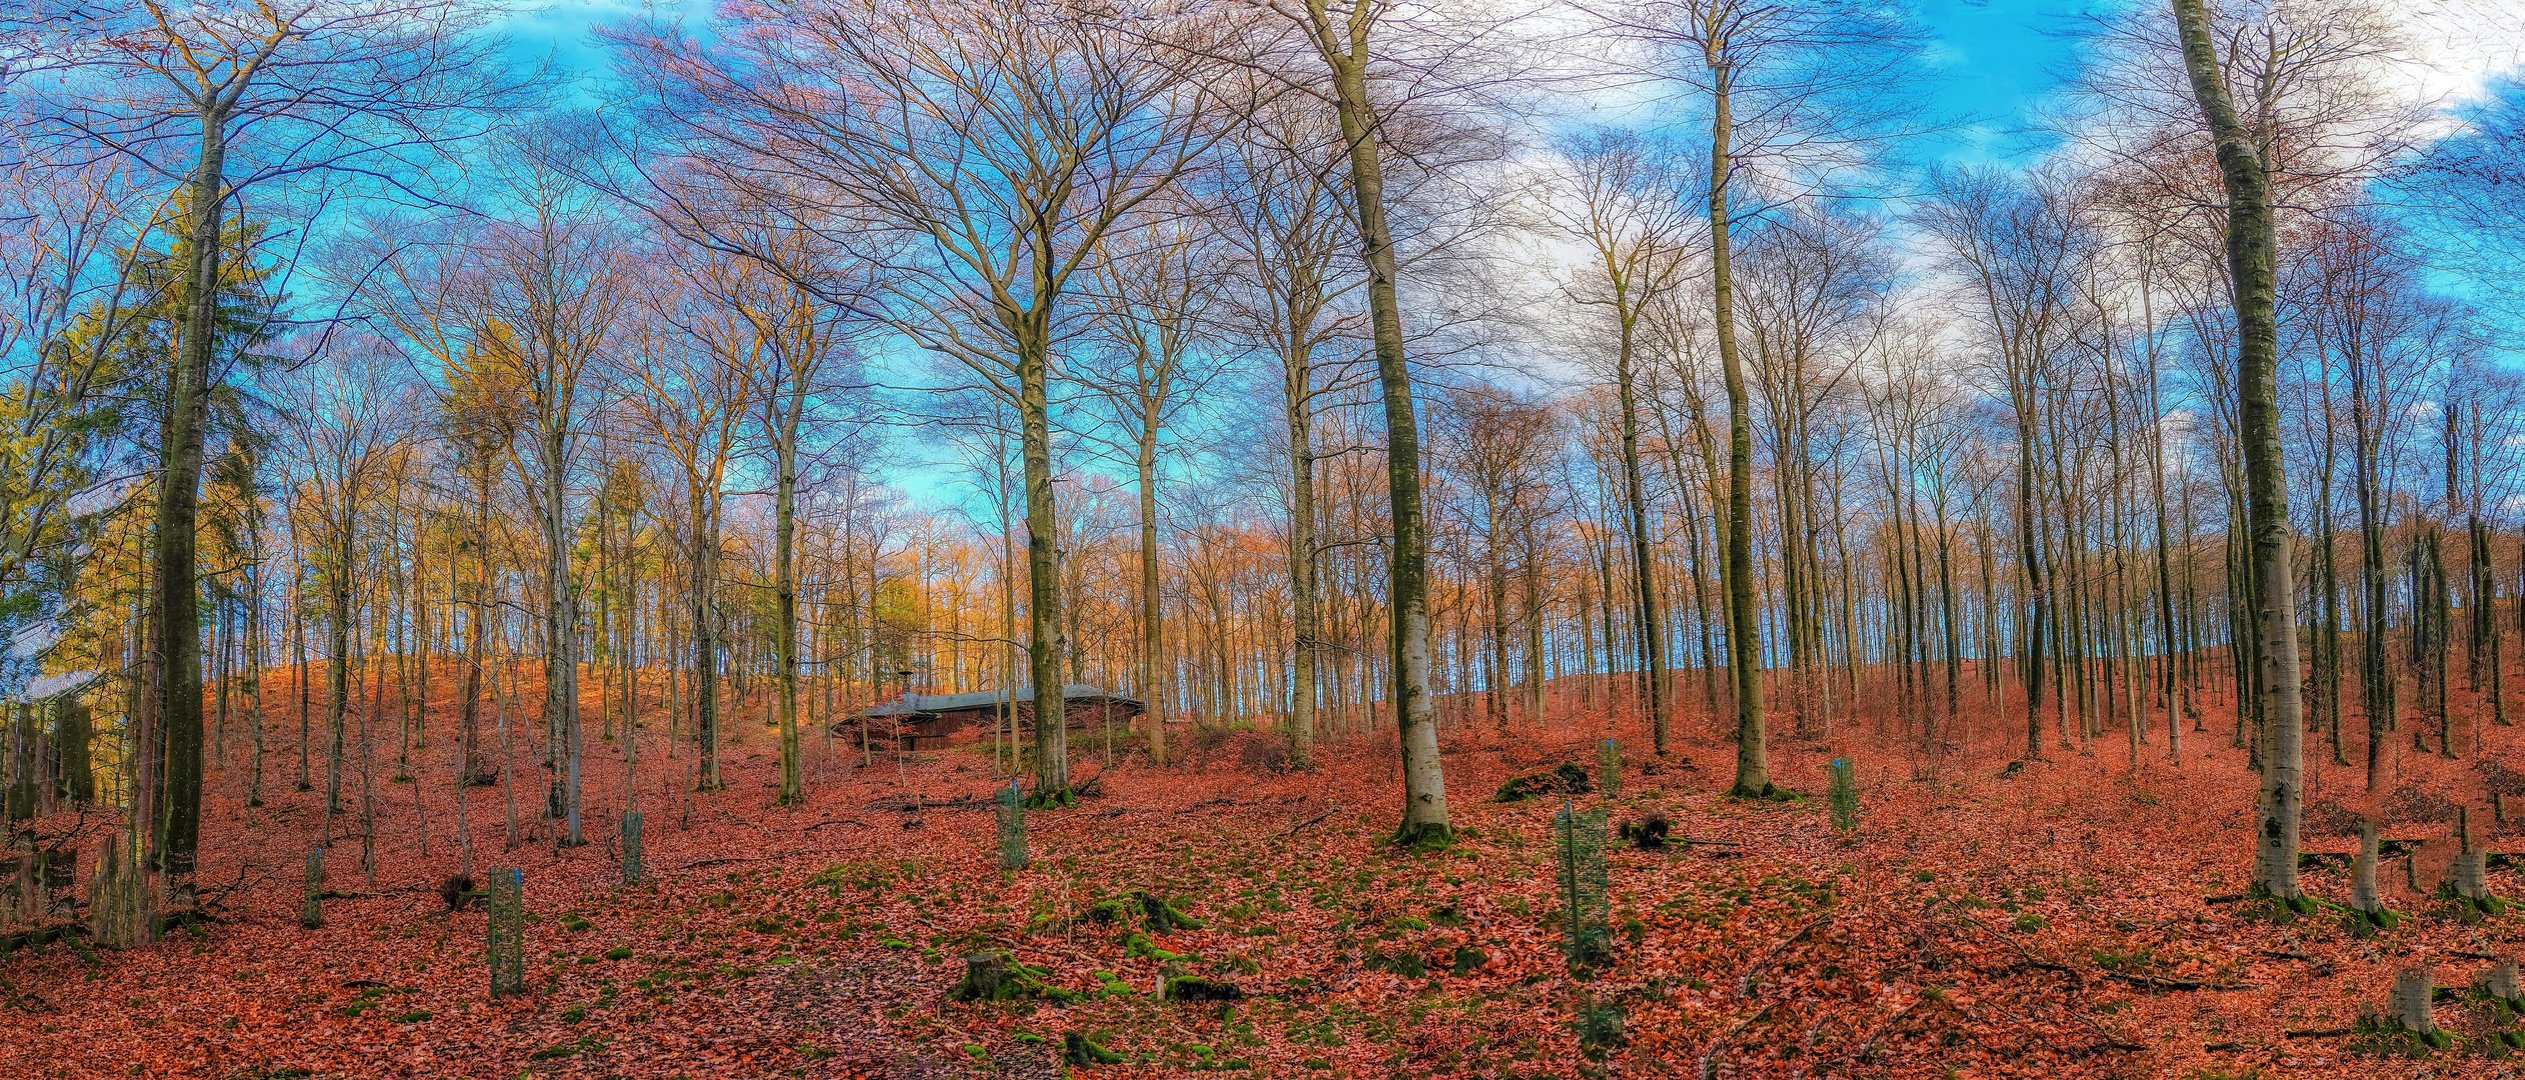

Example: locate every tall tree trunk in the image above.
[1019,319,1070,798]
[692,484,721,792]
[460,471,492,784]
[1139,429,1168,766]
[1313,0,1449,843]
[1523,517,1547,724]
[1704,57,1769,797]
[2172,0,2303,903]
[326,533,353,818]
[1615,331,1667,753]
[546,426,583,846]
[154,117,227,891]
[773,415,804,806]
[1284,349,1319,768]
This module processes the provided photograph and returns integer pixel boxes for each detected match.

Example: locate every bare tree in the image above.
[619,242,758,796]
[1261,0,1478,844]
[270,337,416,829]
[23,0,521,893]
[466,132,630,845]
[1918,167,2097,765]
[624,0,1229,800]
[1550,129,1696,755]
[1614,0,1915,798]
[1202,100,1364,770]
[1079,223,1221,767]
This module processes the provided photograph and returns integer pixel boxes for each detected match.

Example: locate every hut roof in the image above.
[6,669,99,704]
[860,684,1142,720]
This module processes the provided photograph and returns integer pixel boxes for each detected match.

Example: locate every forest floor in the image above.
[4,673,2523,1079]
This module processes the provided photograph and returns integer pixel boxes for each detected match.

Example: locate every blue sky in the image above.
[510,0,2105,167]
[1909,0,2095,165]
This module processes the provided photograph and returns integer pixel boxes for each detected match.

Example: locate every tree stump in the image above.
[1133,891,1202,932]
[1064,1032,1124,1065]
[2390,968,2436,1036]
[300,849,324,930]
[2347,820,2394,933]
[1493,762,1591,803]
[1156,961,1242,1003]
[952,951,1015,1002]
[2481,958,2521,1010]
[621,810,643,885]
[2445,806,2505,916]
[486,868,526,996]
[949,949,1075,1003]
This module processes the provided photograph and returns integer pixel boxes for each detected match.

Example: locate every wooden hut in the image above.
[847,684,1144,751]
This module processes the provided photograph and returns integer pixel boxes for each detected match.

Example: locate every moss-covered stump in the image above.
[1077,896,1135,926]
[2481,959,2523,1012]
[1493,762,1591,803]
[2353,967,2455,1055]
[1159,972,1244,1003]
[2435,884,2508,921]
[1133,891,1204,932]
[950,949,1077,1004]
[2435,806,2507,919]
[1065,1032,1124,1065]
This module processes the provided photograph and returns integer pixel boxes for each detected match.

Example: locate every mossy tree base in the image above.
[1064,1032,1124,1065]
[950,949,1077,1004]
[2241,889,2319,923]
[2343,904,2399,937]
[2434,887,2508,921]
[1133,891,1203,932]
[1393,821,1454,851]
[2350,1014,2454,1056]
[1160,973,1243,1003]
[1729,782,1796,802]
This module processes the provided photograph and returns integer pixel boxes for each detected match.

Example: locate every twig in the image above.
[1850,996,1928,1066]
[2082,1015,2142,1051]
[1741,917,1827,995]
[1697,1002,1778,1080]
[1284,806,1338,838]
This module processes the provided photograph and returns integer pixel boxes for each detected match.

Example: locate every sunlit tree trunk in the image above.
[2172,0,2303,903]
[1306,0,1450,843]
[1702,47,1769,797]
